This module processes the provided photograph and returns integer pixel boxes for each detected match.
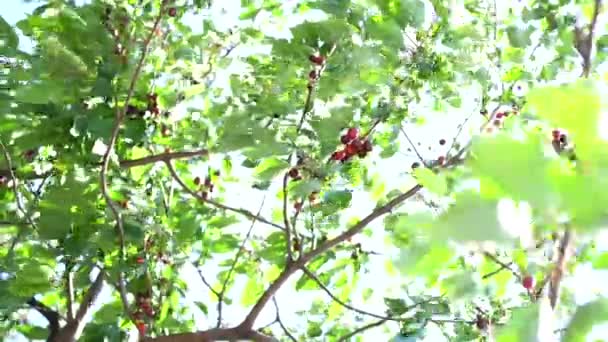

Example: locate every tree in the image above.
[1,0,608,341]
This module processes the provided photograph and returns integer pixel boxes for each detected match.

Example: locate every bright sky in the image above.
[3,1,608,341]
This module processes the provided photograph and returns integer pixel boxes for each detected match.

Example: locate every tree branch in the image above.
[238,183,423,330]
[119,149,208,168]
[549,229,574,309]
[272,297,296,342]
[575,0,602,77]
[27,297,60,336]
[164,160,284,231]
[216,198,266,328]
[65,263,75,322]
[282,172,294,262]
[73,271,104,324]
[400,126,426,166]
[338,319,388,342]
[143,327,277,342]
[482,251,521,280]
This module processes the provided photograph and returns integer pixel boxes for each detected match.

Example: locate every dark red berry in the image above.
[194,177,201,186]
[288,168,299,178]
[437,156,446,165]
[168,7,177,17]
[411,162,420,169]
[340,134,350,144]
[523,275,534,290]
[201,191,208,200]
[136,257,145,264]
[496,112,504,119]
[204,176,212,187]
[476,315,489,330]
[352,139,364,152]
[309,55,325,65]
[346,127,358,140]
[552,130,560,139]
[345,143,358,156]
[439,139,446,145]
[136,321,146,336]
[294,201,303,212]
[363,139,372,152]
[332,150,346,161]
[309,70,317,80]
[126,105,138,115]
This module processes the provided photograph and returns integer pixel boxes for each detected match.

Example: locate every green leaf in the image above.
[470,133,550,208]
[431,191,512,242]
[0,16,19,51]
[193,301,209,315]
[323,190,353,210]
[496,305,540,342]
[441,272,478,300]
[564,299,608,342]
[289,179,322,199]
[241,275,264,306]
[506,25,533,48]
[253,157,290,181]
[592,252,608,269]
[413,168,447,195]
[525,80,601,159]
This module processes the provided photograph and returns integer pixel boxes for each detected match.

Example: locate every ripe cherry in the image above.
[294,201,303,212]
[332,150,346,161]
[437,156,446,165]
[288,168,299,178]
[309,70,318,80]
[346,127,358,140]
[362,139,372,152]
[309,54,325,65]
[475,315,489,330]
[201,191,208,200]
[340,134,350,144]
[496,112,504,119]
[204,176,212,187]
[194,177,201,186]
[522,275,534,290]
[168,7,177,17]
[552,130,560,139]
[439,139,446,146]
[351,139,364,152]
[345,143,358,156]
[136,321,146,336]
[136,256,145,264]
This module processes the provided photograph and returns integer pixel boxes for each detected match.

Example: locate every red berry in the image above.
[345,143,358,156]
[194,177,201,186]
[346,127,358,140]
[288,168,299,178]
[352,139,364,152]
[523,275,534,289]
[136,321,146,336]
[340,134,350,144]
[437,156,446,165]
[168,7,177,17]
[136,257,144,264]
[332,150,346,161]
[552,130,560,139]
[201,191,208,200]
[363,139,372,152]
[294,201,303,212]
[439,139,446,145]
[309,55,325,65]
[496,112,504,119]
[204,176,212,187]
[309,70,317,80]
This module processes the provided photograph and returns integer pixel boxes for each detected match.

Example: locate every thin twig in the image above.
[337,319,387,342]
[194,263,221,298]
[98,4,165,320]
[400,126,426,166]
[482,261,514,279]
[549,229,573,309]
[217,198,266,328]
[164,160,284,231]
[282,172,294,262]
[483,251,521,280]
[272,297,297,342]
[119,149,208,168]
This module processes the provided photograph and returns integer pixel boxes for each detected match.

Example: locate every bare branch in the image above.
[238,183,423,330]
[282,172,294,262]
[217,198,266,328]
[119,149,208,168]
[272,297,297,342]
[27,297,60,335]
[575,0,603,77]
[549,229,574,309]
[194,263,221,299]
[482,251,521,280]
[338,319,388,342]
[164,160,284,231]
[98,4,166,320]
[73,271,104,324]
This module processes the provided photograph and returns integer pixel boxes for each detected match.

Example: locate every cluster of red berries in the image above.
[194,171,219,200]
[133,294,154,336]
[483,108,519,133]
[168,7,177,17]
[331,128,372,162]
[307,54,325,88]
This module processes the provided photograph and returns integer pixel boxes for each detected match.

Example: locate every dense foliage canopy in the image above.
[1,0,608,341]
